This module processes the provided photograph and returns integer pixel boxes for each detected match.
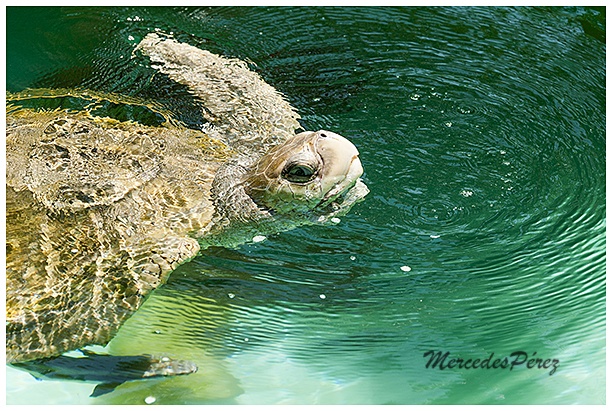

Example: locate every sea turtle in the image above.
[6,33,368,386]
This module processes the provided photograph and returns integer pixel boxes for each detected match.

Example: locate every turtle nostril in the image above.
[319,132,328,138]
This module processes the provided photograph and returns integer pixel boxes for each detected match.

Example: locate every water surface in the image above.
[5,6,606,405]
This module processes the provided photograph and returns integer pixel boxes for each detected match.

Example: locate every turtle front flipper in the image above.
[12,350,198,397]
[135,33,301,155]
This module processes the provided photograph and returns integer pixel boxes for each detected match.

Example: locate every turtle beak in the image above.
[314,130,365,208]
[318,156,363,206]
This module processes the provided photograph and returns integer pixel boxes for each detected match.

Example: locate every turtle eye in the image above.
[283,164,317,183]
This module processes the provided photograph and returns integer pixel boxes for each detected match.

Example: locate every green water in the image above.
[5,6,606,405]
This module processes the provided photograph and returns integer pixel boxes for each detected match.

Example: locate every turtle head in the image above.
[245,130,369,222]
[201,130,368,247]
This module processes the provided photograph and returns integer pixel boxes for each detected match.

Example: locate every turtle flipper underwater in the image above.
[6,33,369,390]
[12,349,197,397]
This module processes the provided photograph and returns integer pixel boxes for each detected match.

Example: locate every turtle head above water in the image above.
[201,130,368,247]
[245,130,369,222]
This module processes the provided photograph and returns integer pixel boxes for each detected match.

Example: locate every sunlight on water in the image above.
[6,6,605,405]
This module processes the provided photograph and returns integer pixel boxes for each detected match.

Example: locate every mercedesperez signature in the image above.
[423,350,559,376]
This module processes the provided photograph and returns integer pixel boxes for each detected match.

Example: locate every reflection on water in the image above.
[6,6,605,405]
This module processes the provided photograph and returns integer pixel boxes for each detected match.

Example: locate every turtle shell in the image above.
[6,108,227,362]
[6,33,302,362]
